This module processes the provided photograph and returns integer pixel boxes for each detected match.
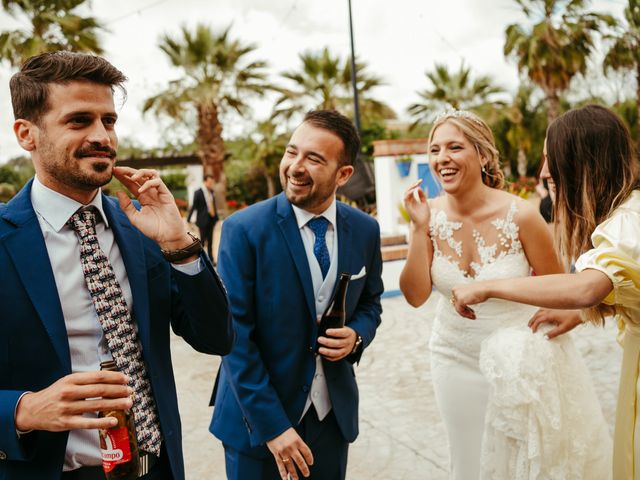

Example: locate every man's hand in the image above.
[266,428,314,480]
[528,309,583,340]
[317,326,357,361]
[113,166,192,252]
[15,372,132,432]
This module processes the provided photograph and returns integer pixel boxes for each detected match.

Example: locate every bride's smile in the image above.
[429,122,485,193]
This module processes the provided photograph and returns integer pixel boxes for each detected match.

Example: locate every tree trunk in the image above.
[546,91,560,124]
[265,173,275,198]
[503,162,512,178]
[517,147,528,177]
[197,101,227,215]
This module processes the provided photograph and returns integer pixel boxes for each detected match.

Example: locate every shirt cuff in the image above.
[170,257,204,276]
[15,391,33,437]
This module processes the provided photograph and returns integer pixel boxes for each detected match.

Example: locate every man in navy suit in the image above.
[187,174,218,260]
[210,110,383,479]
[0,52,233,480]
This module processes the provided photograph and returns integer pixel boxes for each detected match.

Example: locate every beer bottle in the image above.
[98,360,140,480]
[316,272,350,352]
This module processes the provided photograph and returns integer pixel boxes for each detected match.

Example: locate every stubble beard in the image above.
[282,174,336,212]
[40,137,115,192]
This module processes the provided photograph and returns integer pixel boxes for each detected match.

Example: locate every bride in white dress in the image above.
[399,110,611,479]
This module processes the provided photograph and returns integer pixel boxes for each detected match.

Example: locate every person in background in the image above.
[536,177,553,224]
[188,174,218,260]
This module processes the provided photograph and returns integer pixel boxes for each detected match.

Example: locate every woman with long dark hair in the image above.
[452,104,640,478]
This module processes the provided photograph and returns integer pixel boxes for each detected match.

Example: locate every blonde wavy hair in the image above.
[428,110,505,190]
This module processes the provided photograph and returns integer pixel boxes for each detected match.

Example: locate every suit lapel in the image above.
[102,197,152,353]
[1,180,71,371]
[275,194,316,320]
[336,203,352,278]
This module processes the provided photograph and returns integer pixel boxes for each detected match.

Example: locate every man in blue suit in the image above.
[210,110,383,479]
[0,52,233,480]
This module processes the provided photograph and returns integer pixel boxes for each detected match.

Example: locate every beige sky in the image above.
[0,0,627,162]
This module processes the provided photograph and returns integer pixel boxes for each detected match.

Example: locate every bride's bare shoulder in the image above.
[493,191,552,243]
[492,190,538,218]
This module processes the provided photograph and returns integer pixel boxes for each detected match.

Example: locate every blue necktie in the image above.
[307,217,330,279]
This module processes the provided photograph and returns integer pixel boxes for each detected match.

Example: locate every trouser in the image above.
[61,449,172,480]
[198,222,215,261]
[224,406,349,480]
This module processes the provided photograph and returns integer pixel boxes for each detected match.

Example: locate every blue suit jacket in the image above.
[0,180,234,480]
[210,193,383,457]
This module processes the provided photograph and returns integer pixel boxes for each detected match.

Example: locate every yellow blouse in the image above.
[575,189,640,480]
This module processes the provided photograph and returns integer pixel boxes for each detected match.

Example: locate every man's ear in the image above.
[335,164,355,188]
[13,119,38,152]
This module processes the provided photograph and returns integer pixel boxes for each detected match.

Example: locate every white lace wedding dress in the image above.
[428,200,612,480]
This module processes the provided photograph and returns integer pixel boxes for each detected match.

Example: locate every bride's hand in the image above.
[450,284,489,320]
[528,309,583,340]
[403,180,430,229]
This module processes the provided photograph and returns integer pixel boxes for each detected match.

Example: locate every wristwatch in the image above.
[160,232,203,262]
[351,335,363,355]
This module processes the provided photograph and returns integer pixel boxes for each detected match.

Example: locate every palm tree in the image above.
[143,24,272,200]
[502,85,547,177]
[407,62,505,126]
[274,47,395,124]
[245,117,288,199]
[0,0,104,66]
[504,0,615,123]
[604,0,640,146]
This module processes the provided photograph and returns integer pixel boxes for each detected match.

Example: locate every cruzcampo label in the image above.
[100,426,132,472]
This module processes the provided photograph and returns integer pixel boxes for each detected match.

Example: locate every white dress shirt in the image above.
[291,199,339,422]
[29,176,201,471]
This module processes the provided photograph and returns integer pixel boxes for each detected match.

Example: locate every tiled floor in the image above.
[172,293,621,479]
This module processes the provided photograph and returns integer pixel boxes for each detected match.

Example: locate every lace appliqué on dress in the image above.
[428,199,612,480]
[479,325,612,480]
[430,200,522,278]
[492,200,521,256]
[430,209,462,257]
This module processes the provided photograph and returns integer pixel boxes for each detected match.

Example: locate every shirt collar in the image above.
[291,197,337,230]
[31,176,109,232]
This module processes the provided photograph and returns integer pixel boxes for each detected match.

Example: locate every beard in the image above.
[54,161,114,191]
[39,136,116,192]
[281,172,337,211]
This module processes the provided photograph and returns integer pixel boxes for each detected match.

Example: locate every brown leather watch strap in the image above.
[161,232,203,262]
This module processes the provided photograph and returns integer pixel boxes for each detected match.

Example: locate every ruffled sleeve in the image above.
[575,202,640,323]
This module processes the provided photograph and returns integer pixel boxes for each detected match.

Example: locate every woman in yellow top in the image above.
[452,104,640,479]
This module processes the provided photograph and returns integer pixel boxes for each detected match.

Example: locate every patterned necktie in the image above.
[67,207,162,456]
[307,217,330,279]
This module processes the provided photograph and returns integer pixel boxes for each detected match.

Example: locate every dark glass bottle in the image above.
[316,273,350,352]
[98,360,140,480]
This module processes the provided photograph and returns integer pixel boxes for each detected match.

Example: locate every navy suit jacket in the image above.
[0,180,234,480]
[210,193,383,457]
[188,188,217,230]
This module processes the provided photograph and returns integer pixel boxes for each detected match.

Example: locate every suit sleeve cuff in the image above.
[170,257,204,276]
[1,390,35,460]
[15,392,33,436]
